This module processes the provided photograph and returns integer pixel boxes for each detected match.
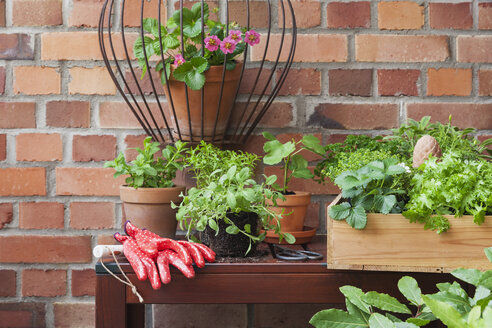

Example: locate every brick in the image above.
[125,68,165,95]
[154,304,246,328]
[56,168,125,196]
[69,0,105,27]
[72,135,116,162]
[329,69,372,96]
[327,2,371,28]
[479,3,492,29]
[0,102,36,128]
[54,303,95,328]
[13,66,61,95]
[0,168,46,196]
[19,202,64,229]
[69,67,116,95]
[0,235,91,263]
[232,102,294,128]
[124,0,167,27]
[279,0,320,28]
[229,1,268,28]
[13,0,62,26]
[124,134,148,161]
[430,2,472,29]
[46,101,91,128]
[0,303,46,327]
[0,203,13,229]
[99,102,170,129]
[0,1,5,26]
[0,134,5,160]
[277,68,320,95]
[407,103,492,130]
[70,202,114,229]
[378,1,424,30]
[378,69,420,96]
[0,66,5,94]
[174,0,218,21]
[0,270,16,296]
[16,133,63,162]
[264,166,339,195]
[41,32,137,61]
[251,34,347,62]
[457,36,492,63]
[72,269,96,297]
[356,35,449,62]
[0,33,34,60]
[97,234,119,245]
[427,68,472,96]
[479,70,492,96]
[22,269,66,297]
[239,68,272,95]
[255,304,344,328]
[308,103,399,130]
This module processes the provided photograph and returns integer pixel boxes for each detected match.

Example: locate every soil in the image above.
[282,190,296,195]
[200,211,260,257]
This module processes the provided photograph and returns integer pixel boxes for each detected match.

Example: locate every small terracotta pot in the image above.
[120,185,185,238]
[164,62,243,142]
[268,191,311,233]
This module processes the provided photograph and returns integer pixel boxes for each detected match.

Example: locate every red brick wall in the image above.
[0,0,491,327]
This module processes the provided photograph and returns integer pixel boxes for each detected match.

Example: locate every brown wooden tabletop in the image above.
[95,236,455,328]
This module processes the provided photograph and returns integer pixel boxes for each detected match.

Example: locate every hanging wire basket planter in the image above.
[98,0,297,145]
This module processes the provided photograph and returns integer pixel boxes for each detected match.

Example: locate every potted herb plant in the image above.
[104,137,187,238]
[133,3,261,140]
[174,141,294,257]
[261,132,318,234]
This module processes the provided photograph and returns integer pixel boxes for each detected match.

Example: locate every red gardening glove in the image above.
[125,221,192,265]
[114,233,161,290]
[178,241,216,268]
[157,249,195,284]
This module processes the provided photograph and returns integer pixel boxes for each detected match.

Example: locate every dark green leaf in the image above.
[191,56,208,73]
[173,61,193,81]
[309,309,367,328]
[362,291,411,314]
[368,313,393,328]
[373,195,397,214]
[422,295,467,328]
[339,286,371,314]
[329,203,351,221]
[345,299,370,325]
[185,69,206,90]
[406,318,429,327]
[346,205,367,230]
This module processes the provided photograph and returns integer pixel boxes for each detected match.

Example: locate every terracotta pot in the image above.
[164,62,243,142]
[120,185,185,238]
[268,191,311,233]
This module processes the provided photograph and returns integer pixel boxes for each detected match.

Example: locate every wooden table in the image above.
[95,236,454,328]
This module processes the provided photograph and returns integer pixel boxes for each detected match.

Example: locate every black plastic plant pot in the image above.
[200,211,259,257]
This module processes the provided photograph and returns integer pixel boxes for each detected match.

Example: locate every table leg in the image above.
[96,274,127,328]
[127,304,145,328]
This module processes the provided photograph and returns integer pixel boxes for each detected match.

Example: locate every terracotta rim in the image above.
[170,61,243,83]
[268,191,311,207]
[119,185,185,204]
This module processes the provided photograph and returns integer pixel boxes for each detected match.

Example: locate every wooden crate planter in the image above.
[327,195,492,273]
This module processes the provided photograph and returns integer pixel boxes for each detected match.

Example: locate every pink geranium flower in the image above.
[174,54,185,66]
[228,30,242,43]
[205,35,220,52]
[220,37,237,54]
[244,30,260,46]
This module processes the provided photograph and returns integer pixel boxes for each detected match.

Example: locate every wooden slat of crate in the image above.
[327,195,492,273]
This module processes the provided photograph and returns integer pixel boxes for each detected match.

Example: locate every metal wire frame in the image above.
[98,0,297,145]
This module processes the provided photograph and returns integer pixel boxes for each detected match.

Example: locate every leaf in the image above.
[339,286,371,314]
[226,191,237,209]
[452,268,483,287]
[191,2,209,21]
[208,219,218,233]
[292,167,314,179]
[335,173,362,190]
[362,291,411,314]
[309,309,367,328]
[329,202,351,220]
[346,299,370,325]
[431,291,471,313]
[263,140,296,165]
[302,134,325,155]
[191,56,208,73]
[173,61,193,81]
[485,247,492,263]
[346,205,367,230]
[225,225,239,235]
[283,233,296,244]
[185,69,206,90]
[163,35,180,49]
[368,313,393,328]
[398,276,423,306]
[394,323,419,328]
[262,131,276,141]
[422,295,467,328]
[373,195,396,214]
[265,175,277,186]
[405,318,429,327]
[183,18,202,37]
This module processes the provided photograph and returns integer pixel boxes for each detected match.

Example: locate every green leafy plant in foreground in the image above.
[262,132,315,194]
[403,151,492,234]
[104,137,187,188]
[328,158,407,229]
[173,166,295,253]
[310,248,492,328]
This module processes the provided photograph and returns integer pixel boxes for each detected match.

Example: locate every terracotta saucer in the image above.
[261,226,317,245]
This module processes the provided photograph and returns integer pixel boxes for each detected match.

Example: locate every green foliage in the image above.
[262,132,314,194]
[328,158,407,229]
[403,151,492,234]
[104,137,187,188]
[173,166,294,253]
[133,4,253,90]
[185,141,259,188]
